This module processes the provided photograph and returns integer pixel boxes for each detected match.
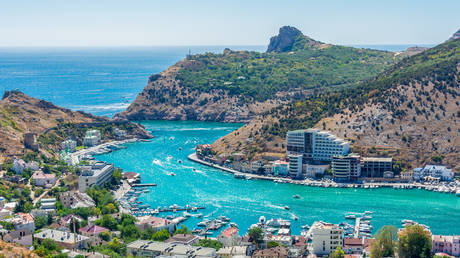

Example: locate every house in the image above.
[216,246,249,258]
[271,160,289,176]
[34,229,89,249]
[414,165,454,181]
[3,229,33,246]
[343,238,365,254]
[252,246,288,258]
[61,139,77,152]
[60,191,96,209]
[32,170,57,188]
[264,234,293,247]
[122,172,140,184]
[164,234,199,245]
[218,227,240,247]
[135,216,176,233]
[79,224,109,245]
[12,159,26,174]
[9,213,35,233]
[432,235,460,257]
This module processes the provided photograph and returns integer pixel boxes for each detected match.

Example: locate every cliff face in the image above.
[0,91,151,159]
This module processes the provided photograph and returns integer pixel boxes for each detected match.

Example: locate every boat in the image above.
[362,215,373,220]
[178,160,182,164]
[169,137,174,140]
[229,222,238,228]
[293,216,298,221]
[345,215,356,219]
[266,227,278,233]
[192,168,197,172]
[218,216,230,222]
[293,194,300,199]
[183,212,192,217]
[198,219,209,227]
[178,147,182,151]
[364,211,373,214]
[301,224,310,230]
[284,206,290,210]
[169,172,176,176]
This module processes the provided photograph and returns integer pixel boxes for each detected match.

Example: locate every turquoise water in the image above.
[97,120,460,235]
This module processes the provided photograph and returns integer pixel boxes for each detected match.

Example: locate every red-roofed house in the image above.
[135,216,176,233]
[79,224,109,245]
[217,227,240,247]
[343,238,365,254]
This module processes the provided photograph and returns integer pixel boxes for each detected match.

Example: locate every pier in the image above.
[354,217,361,238]
[132,183,157,187]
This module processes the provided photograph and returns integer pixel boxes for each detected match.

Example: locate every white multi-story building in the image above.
[61,139,77,152]
[303,164,326,178]
[83,130,101,147]
[310,221,344,256]
[288,154,303,179]
[287,129,350,163]
[414,165,454,181]
[78,161,114,192]
[432,235,460,257]
[332,154,361,181]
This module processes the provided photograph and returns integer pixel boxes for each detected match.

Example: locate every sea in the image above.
[1,44,457,236]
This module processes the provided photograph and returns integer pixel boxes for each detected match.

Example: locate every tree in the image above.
[174,224,190,235]
[248,227,263,246]
[370,225,398,258]
[398,225,432,258]
[267,241,280,248]
[96,214,118,230]
[151,229,170,241]
[330,246,345,258]
[100,231,111,241]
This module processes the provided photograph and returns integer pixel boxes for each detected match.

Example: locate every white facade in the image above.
[310,221,344,256]
[250,160,265,173]
[414,165,454,181]
[288,154,303,179]
[83,130,101,147]
[303,164,326,178]
[287,129,350,162]
[332,154,361,181]
[78,162,114,192]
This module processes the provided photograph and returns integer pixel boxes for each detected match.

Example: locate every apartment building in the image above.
[310,221,344,256]
[61,139,77,152]
[288,154,303,179]
[286,129,350,163]
[78,161,114,192]
[332,154,361,182]
[432,235,459,257]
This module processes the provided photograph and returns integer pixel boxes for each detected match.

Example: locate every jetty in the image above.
[132,183,157,187]
[354,217,361,238]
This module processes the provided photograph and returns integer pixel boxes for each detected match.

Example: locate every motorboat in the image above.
[345,214,356,219]
[284,206,290,210]
[293,194,300,199]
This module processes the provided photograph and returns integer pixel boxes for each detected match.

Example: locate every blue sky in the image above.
[1,0,458,46]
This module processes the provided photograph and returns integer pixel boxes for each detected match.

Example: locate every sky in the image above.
[0,0,459,47]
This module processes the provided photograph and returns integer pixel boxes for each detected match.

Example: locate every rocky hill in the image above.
[212,38,460,171]
[115,26,398,122]
[0,91,151,160]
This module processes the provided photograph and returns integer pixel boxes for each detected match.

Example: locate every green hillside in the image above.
[176,35,398,101]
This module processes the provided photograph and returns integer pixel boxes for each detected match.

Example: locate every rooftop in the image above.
[362,157,393,162]
[79,224,109,235]
[34,229,89,244]
[220,227,239,238]
[136,216,172,227]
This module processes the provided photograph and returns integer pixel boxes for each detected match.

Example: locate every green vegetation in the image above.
[267,241,280,248]
[195,239,223,250]
[248,227,264,246]
[398,225,432,258]
[34,239,62,257]
[330,246,345,258]
[176,45,397,101]
[370,225,398,258]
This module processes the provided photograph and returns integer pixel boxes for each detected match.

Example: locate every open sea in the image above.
[1,44,457,236]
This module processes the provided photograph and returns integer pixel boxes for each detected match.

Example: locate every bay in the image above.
[97,120,460,236]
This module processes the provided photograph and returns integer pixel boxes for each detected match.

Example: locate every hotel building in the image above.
[78,161,114,192]
[286,129,350,163]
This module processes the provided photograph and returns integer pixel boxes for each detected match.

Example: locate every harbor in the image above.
[96,120,460,236]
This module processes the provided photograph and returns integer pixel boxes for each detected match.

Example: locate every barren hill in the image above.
[213,38,460,171]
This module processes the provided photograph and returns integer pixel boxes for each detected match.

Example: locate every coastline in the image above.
[188,153,460,195]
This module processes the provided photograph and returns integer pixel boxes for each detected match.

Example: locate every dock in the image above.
[158,207,205,213]
[132,183,157,187]
[354,217,361,238]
